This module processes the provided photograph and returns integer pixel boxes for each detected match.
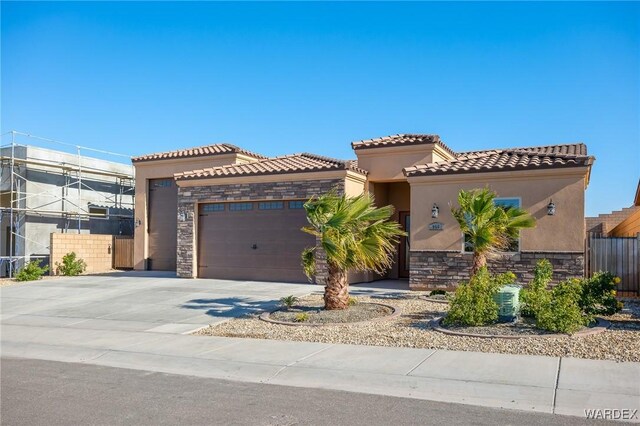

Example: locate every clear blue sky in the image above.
[2,1,638,216]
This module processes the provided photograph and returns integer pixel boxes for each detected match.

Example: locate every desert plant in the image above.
[348,297,358,306]
[451,188,536,276]
[280,295,299,309]
[55,252,87,276]
[520,259,553,317]
[535,279,590,334]
[15,260,49,282]
[294,312,309,322]
[579,272,621,316]
[443,267,516,326]
[429,289,447,296]
[301,191,405,310]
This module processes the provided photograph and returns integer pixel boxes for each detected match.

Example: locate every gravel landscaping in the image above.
[196,293,640,362]
[267,301,394,325]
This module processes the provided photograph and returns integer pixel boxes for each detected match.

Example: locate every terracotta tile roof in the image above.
[174,153,367,180]
[351,134,457,158]
[132,143,266,163]
[403,143,593,177]
[461,143,588,157]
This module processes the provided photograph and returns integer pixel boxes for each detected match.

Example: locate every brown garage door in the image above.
[148,178,177,271]
[197,200,314,282]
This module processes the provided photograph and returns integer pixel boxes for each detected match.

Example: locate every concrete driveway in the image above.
[1,271,314,335]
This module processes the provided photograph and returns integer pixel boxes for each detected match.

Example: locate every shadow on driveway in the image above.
[181,297,280,318]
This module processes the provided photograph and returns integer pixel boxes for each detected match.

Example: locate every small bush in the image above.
[294,312,309,322]
[444,267,506,326]
[280,295,299,309]
[15,260,49,282]
[520,259,553,317]
[348,297,358,306]
[579,272,621,316]
[55,252,87,276]
[429,289,447,296]
[535,279,590,334]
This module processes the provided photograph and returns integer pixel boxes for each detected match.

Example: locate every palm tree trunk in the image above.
[471,252,487,276]
[324,262,349,310]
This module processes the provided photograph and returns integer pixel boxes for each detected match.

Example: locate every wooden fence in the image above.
[586,233,639,297]
[113,236,134,270]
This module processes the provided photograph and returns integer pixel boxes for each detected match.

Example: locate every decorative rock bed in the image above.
[195,294,640,363]
[260,301,401,327]
[430,317,611,339]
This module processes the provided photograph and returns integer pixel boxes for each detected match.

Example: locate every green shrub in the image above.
[579,272,621,316]
[15,260,49,282]
[294,312,309,322]
[520,259,553,317]
[429,289,447,296]
[348,297,358,306]
[535,279,590,334]
[444,267,508,326]
[280,295,299,309]
[55,252,87,276]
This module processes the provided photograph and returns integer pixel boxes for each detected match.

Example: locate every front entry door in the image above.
[398,212,410,278]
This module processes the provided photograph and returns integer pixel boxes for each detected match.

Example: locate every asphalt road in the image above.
[1,358,609,426]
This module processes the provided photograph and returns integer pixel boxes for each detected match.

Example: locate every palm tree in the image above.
[451,188,536,276]
[301,192,405,310]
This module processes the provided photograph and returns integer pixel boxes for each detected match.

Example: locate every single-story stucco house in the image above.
[132,134,594,290]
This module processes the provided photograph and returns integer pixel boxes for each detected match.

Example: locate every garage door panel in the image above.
[197,202,314,282]
[148,178,178,271]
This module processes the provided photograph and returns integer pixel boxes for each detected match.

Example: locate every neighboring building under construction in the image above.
[0,132,134,277]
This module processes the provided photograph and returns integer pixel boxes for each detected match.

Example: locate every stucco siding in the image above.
[133,154,239,270]
[409,170,587,253]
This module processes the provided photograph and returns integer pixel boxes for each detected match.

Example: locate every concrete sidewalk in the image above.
[2,326,638,421]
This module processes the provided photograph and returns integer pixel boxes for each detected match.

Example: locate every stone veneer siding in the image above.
[176,178,344,279]
[409,250,585,291]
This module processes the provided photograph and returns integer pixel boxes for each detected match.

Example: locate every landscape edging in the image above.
[429,317,610,339]
[259,302,401,327]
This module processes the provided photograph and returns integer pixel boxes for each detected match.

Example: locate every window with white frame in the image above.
[463,197,521,253]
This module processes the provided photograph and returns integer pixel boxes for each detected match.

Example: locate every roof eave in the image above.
[404,161,593,179]
[175,164,367,182]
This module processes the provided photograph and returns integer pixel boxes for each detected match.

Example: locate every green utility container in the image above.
[493,284,522,322]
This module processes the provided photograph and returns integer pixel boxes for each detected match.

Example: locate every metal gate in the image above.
[586,233,639,297]
[113,236,134,269]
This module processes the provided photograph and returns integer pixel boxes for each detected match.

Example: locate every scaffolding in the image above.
[0,131,135,277]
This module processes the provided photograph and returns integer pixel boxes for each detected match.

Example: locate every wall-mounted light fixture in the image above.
[547,200,556,216]
[431,203,439,218]
[135,218,142,228]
